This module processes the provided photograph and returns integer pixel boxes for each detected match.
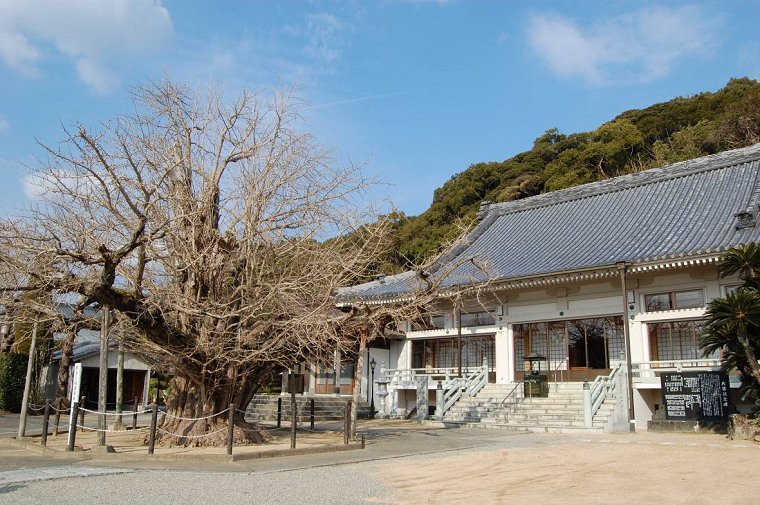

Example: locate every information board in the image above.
[70,362,83,402]
[661,371,730,422]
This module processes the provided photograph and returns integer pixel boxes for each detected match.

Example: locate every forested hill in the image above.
[382,77,760,271]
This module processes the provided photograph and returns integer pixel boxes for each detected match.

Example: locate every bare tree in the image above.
[0,79,493,446]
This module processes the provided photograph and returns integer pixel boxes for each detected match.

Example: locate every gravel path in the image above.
[0,429,583,504]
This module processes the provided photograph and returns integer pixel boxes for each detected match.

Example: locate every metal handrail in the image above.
[499,382,524,412]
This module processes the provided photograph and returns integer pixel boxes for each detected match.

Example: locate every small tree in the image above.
[701,243,760,409]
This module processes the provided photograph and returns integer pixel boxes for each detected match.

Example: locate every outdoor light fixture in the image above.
[523,351,548,398]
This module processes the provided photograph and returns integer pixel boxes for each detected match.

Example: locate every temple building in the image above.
[334,143,760,431]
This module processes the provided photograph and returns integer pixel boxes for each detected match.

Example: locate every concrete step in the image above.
[438,420,606,434]
[246,395,371,421]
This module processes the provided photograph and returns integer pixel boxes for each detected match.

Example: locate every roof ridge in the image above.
[489,142,760,217]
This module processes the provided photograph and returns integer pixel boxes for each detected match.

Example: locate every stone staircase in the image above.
[442,382,615,434]
[245,395,371,422]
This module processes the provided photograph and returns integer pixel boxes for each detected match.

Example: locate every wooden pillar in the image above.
[333,348,341,396]
[115,338,124,427]
[617,263,636,430]
[97,307,110,446]
[456,303,462,378]
[18,319,38,439]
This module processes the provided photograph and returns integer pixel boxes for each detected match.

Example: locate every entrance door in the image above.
[315,360,355,395]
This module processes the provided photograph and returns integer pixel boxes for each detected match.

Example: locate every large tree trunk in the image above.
[738,329,760,384]
[53,328,76,431]
[350,328,368,440]
[151,375,273,447]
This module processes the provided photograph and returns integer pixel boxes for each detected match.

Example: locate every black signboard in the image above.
[661,372,730,422]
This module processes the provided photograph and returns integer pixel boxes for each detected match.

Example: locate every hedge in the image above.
[0,353,27,412]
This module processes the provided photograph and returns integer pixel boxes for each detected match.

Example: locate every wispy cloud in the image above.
[738,41,760,80]
[527,6,718,85]
[0,0,173,94]
[0,114,8,133]
[307,91,414,109]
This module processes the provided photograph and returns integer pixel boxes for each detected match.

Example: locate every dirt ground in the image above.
[31,425,346,456]
[372,432,760,505]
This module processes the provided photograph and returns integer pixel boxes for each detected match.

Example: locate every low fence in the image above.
[18,397,359,456]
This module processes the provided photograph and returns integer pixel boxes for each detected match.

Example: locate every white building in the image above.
[42,331,152,410]
[336,143,760,430]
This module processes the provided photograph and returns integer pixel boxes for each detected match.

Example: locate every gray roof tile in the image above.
[338,143,760,300]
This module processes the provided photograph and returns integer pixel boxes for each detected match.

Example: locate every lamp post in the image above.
[369,358,376,417]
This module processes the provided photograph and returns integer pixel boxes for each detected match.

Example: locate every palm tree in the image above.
[718,242,760,279]
[703,290,760,382]
[701,243,760,408]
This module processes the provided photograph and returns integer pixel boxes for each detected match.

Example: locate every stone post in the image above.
[414,376,429,421]
[583,380,592,428]
[435,381,444,421]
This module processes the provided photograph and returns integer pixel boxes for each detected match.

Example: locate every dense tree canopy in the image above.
[390,78,760,268]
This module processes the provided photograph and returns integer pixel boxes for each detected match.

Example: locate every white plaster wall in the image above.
[79,351,150,371]
[495,328,509,384]
[388,340,404,370]
[633,388,658,430]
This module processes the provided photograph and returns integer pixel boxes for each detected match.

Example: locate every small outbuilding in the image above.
[41,330,152,410]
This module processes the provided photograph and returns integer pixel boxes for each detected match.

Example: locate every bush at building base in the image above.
[0,353,27,412]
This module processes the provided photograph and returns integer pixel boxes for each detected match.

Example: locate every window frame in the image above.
[644,289,704,312]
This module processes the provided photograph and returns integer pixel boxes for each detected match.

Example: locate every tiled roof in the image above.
[51,329,155,364]
[337,143,760,301]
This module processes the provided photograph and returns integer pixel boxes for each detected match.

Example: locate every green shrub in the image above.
[0,353,28,412]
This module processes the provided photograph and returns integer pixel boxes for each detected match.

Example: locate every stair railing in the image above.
[499,382,524,412]
[441,359,489,416]
[584,362,623,427]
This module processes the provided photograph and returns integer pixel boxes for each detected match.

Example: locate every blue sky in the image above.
[0,0,758,217]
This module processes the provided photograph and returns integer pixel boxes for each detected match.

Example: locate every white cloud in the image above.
[21,169,100,201]
[527,6,717,85]
[304,13,345,63]
[0,0,173,93]
[0,115,8,133]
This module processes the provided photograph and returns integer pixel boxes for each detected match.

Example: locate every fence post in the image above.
[227,403,235,456]
[148,403,158,455]
[290,402,297,449]
[276,397,282,428]
[41,402,51,447]
[583,380,593,428]
[53,397,63,437]
[310,398,315,431]
[78,395,86,433]
[66,401,79,451]
[132,396,139,431]
[343,400,351,444]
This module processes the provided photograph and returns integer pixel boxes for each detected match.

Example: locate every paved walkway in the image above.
[1,420,756,505]
[0,466,132,486]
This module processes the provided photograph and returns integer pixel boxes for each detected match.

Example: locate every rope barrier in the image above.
[75,424,151,434]
[155,426,228,439]
[79,407,153,416]
[160,408,230,422]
